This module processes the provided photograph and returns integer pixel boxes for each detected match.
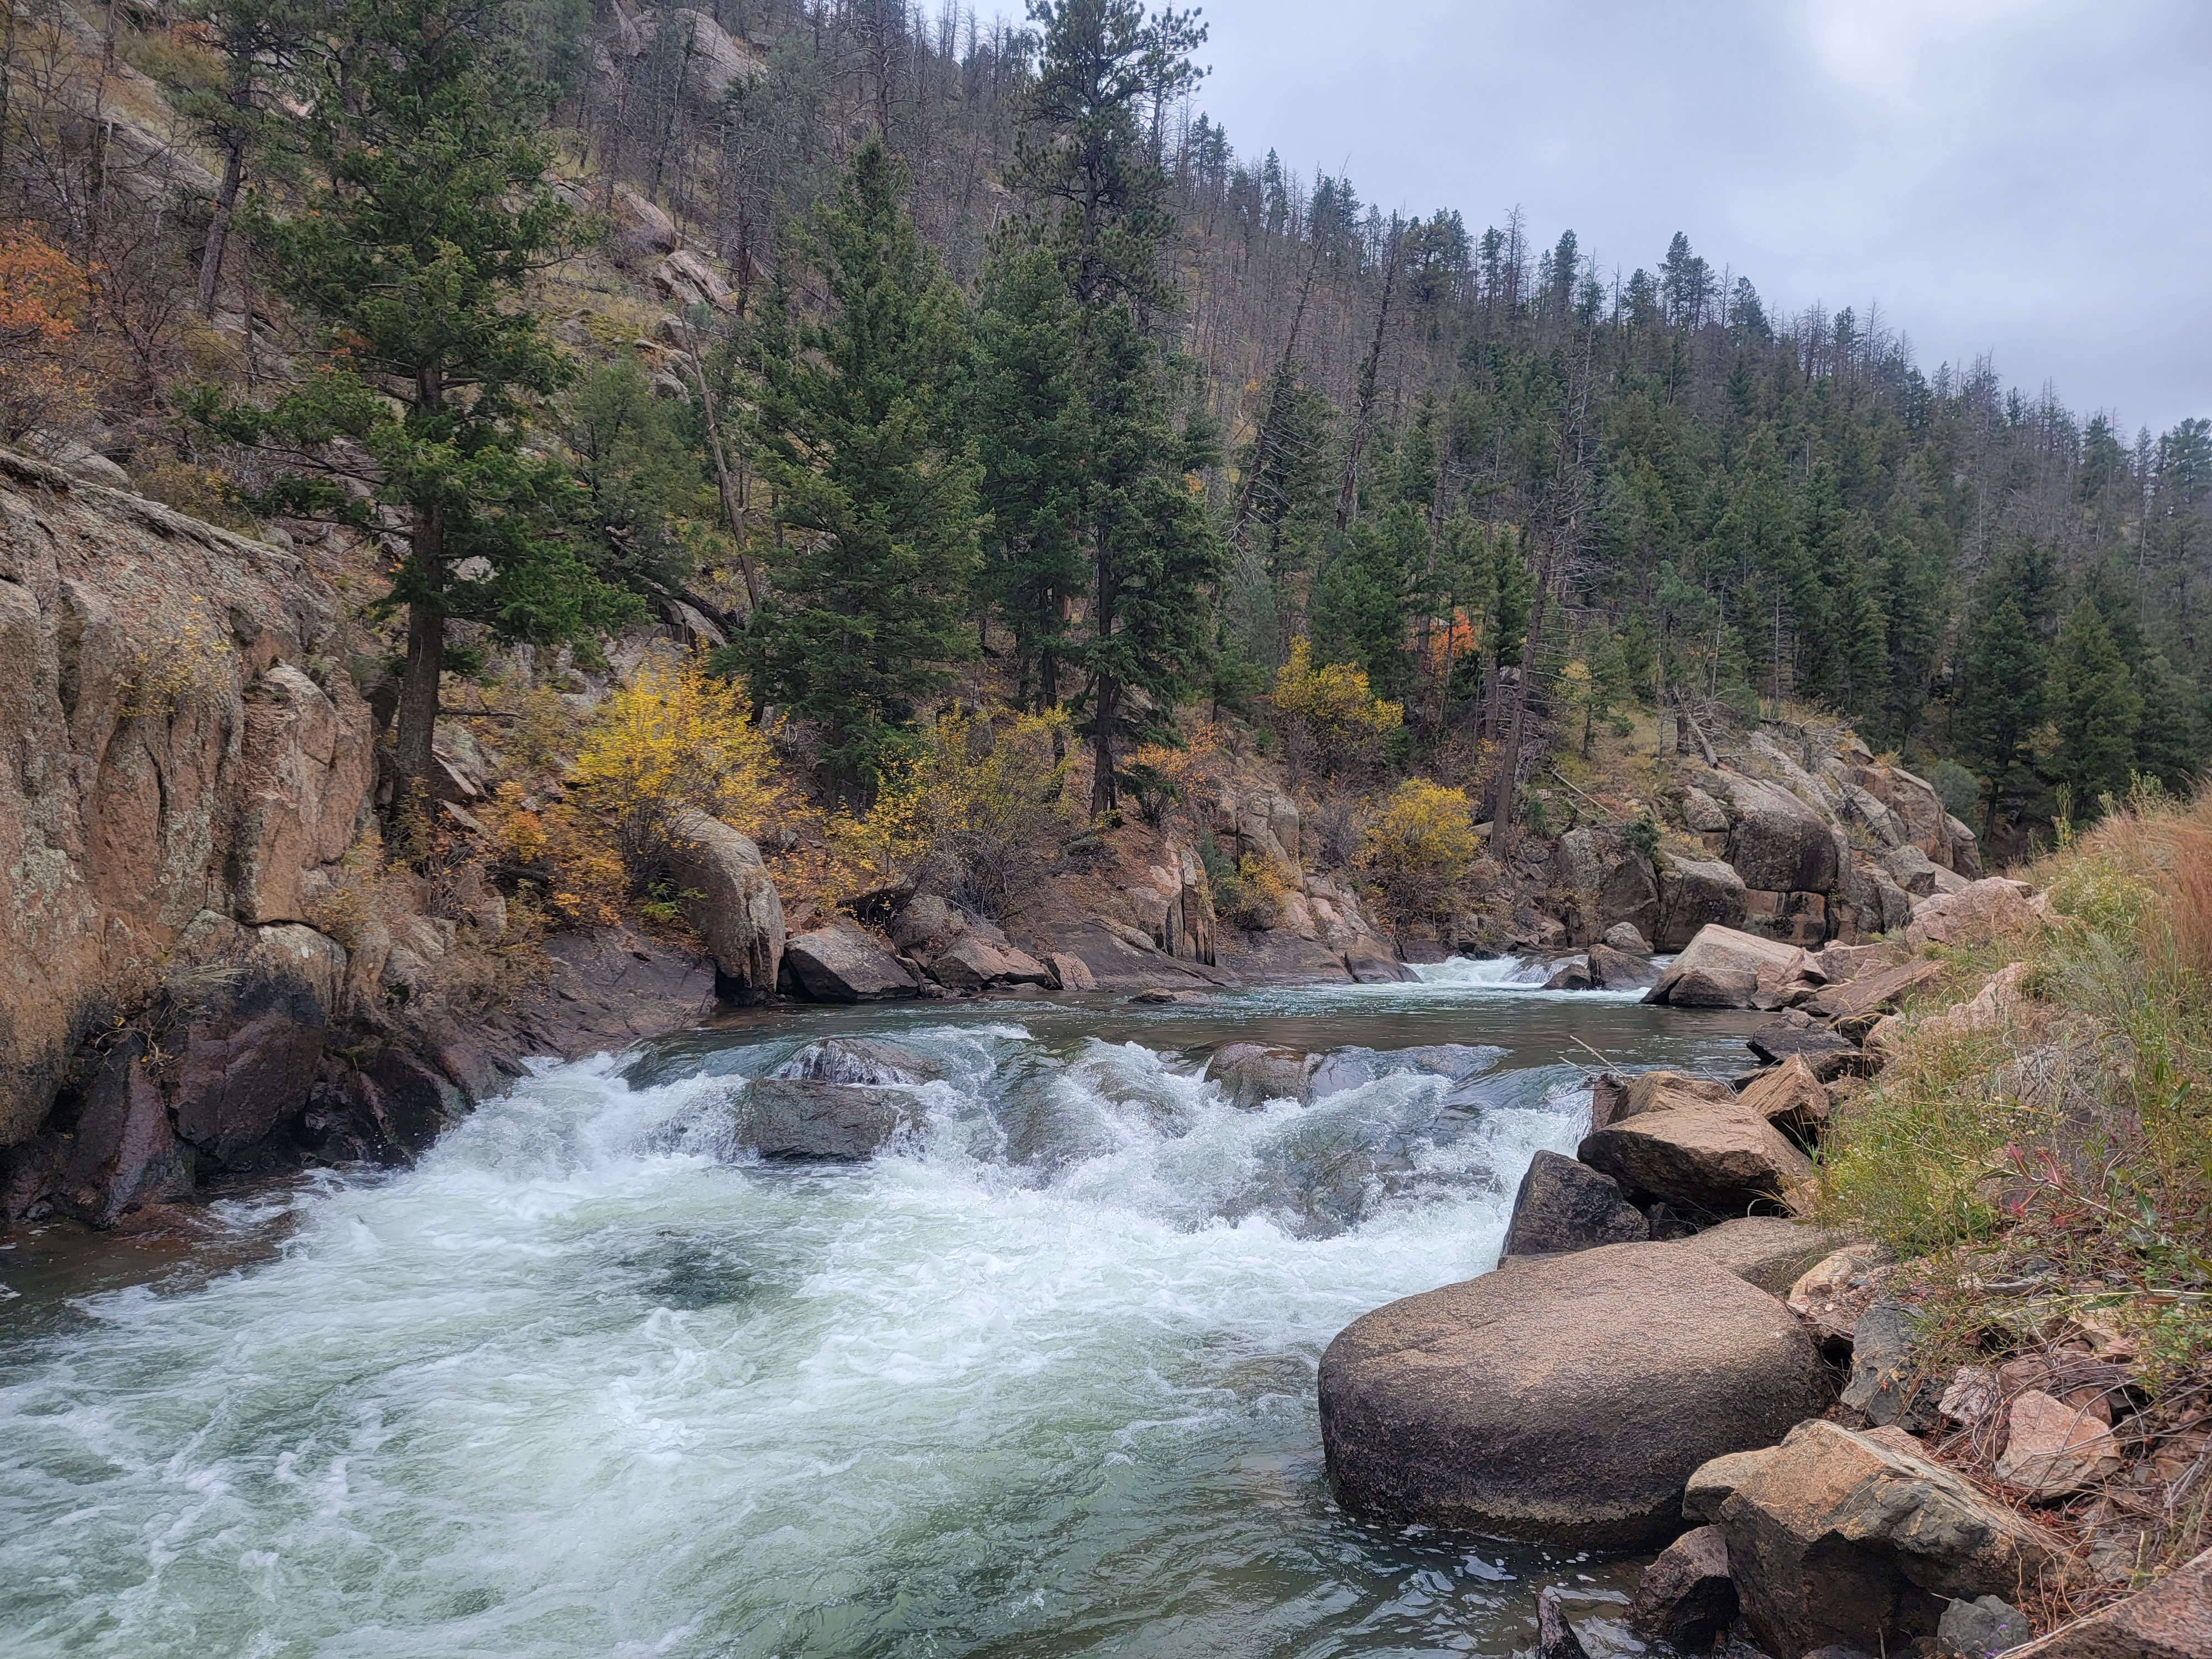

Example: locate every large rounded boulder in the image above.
[1318,1242,1833,1548]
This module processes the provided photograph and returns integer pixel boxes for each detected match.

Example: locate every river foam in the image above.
[0,966,1753,1656]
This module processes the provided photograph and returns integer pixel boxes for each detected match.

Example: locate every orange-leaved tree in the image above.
[0,226,96,444]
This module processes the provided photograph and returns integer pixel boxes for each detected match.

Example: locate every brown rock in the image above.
[931,933,1055,990]
[1500,1150,1650,1258]
[1714,770,1844,894]
[1318,1242,1834,1548]
[665,809,782,1001]
[1343,936,1415,983]
[1994,1543,2212,1658]
[1617,1071,1738,1119]
[1205,1043,1317,1109]
[1995,1390,2124,1498]
[1679,1216,1838,1295]
[1670,964,1761,1006]
[1579,1099,1817,1217]
[1656,858,1750,950]
[1746,1020,1863,1079]
[1710,1420,2061,1657]
[782,923,918,1001]
[1588,942,1663,989]
[1631,1524,1738,1651]
[1648,925,1806,1005]
[1905,878,2037,951]
[1804,957,1946,1029]
[1048,952,1097,992]
[1738,1055,1830,1136]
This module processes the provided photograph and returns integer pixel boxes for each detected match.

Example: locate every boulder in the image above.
[1578,1099,1815,1217]
[782,923,918,1001]
[1805,957,1946,1030]
[1883,842,1947,898]
[1747,1020,1864,1081]
[1686,1446,1776,1522]
[1603,922,1653,953]
[1499,1151,1650,1259]
[1204,1043,1317,1109]
[1647,925,1806,1005]
[666,809,784,1001]
[1545,959,1596,991]
[1667,964,1760,1006]
[1588,942,1661,989]
[1600,856,1663,943]
[1718,772,1843,895]
[733,1079,918,1160]
[1343,936,1415,983]
[1681,785,1733,833]
[1318,1242,1834,1547]
[1040,917,1232,989]
[1631,1524,1738,1651]
[1812,941,1907,983]
[1995,1543,2210,1658]
[1709,1420,2060,1657]
[890,893,959,954]
[776,1037,944,1087]
[1048,952,1097,992]
[1906,879,2037,951]
[1615,1071,1738,1119]
[1553,826,1607,894]
[1679,1215,1838,1295]
[930,932,1056,990]
[1737,1055,1830,1136]
[1656,858,1749,950]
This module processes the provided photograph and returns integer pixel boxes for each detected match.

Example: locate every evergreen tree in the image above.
[2132,654,2200,793]
[1310,502,1422,698]
[1955,590,2047,835]
[740,140,982,802]
[557,357,709,597]
[1017,0,1222,816]
[190,0,638,789]
[2046,598,2140,811]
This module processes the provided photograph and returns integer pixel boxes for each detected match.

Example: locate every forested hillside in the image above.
[4,0,2207,858]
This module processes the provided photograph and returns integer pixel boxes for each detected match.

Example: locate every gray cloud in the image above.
[1187,0,2211,432]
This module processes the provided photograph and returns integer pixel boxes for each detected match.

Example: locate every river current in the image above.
[1,959,1763,1657]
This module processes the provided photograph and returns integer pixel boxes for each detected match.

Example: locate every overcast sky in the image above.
[1184,0,2211,436]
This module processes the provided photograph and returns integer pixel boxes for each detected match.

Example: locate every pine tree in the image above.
[2047,598,2140,810]
[740,140,982,803]
[1017,0,1222,816]
[1954,591,2047,836]
[2132,654,2200,792]
[189,0,638,789]
[1310,501,1422,698]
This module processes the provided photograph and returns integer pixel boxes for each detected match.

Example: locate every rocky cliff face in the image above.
[0,448,375,1150]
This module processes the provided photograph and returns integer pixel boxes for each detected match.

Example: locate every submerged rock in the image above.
[775,1037,945,1087]
[1318,1241,1833,1547]
[1631,1524,1738,1651]
[733,1079,920,1161]
[1203,1043,1317,1109]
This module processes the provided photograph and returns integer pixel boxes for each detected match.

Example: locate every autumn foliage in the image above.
[1270,637,1404,777]
[570,654,786,861]
[0,226,95,442]
[1359,778,1481,925]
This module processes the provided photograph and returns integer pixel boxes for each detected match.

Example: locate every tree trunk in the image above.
[392,504,447,789]
[1335,225,1402,532]
[197,128,246,317]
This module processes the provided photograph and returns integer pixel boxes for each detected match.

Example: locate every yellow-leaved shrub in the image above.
[1358,778,1479,925]
[570,654,784,860]
[1271,637,1402,776]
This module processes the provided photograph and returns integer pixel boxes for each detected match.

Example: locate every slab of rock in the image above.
[1042,917,1234,988]
[1631,1524,1738,1651]
[1343,936,1416,983]
[1806,957,1946,1029]
[1656,858,1750,950]
[1995,1390,2123,1497]
[1841,1301,1941,1433]
[1995,1543,2211,1657]
[733,1079,917,1160]
[1603,922,1653,953]
[1648,925,1806,1004]
[1906,879,2037,951]
[1588,942,1662,989]
[666,809,783,1001]
[1319,1241,1834,1547]
[1747,1020,1863,1079]
[782,923,918,1001]
[930,932,1055,990]
[1738,1055,1830,1136]
[1204,1043,1317,1109]
[1500,1151,1650,1259]
[1939,1594,2034,1657]
[1679,1216,1838,1295]
[1579,1099,1815,1217]
[1048,952,1097,991]
[1709,1420,2060,1657]
[1545,958,1596,990]
[1813,941,1907,983]
[1668,964,1761,1006]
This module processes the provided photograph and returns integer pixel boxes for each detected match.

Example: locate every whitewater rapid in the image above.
[1,960,1750,1657]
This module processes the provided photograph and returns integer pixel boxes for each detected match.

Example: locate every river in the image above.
[1,959,1763,1657]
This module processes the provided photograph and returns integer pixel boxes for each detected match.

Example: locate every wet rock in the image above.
[1545,959,1596,991]
[1995,1390,2122,1498]
[1343,936,1415,983]
[1588,943,1661,989]
[1656,858,1750,950]
[1204,1043,1317,1109]
[1737,1055,1831,1138]
[776,1037,944,1087]
[1993,1542,2210,1657]
[666,809,783,1001]
[1578,1099,1815,1217]
[1318,1241,1834,1548]
[1679,1216,1838,1295]
[1669,964,1761,1006]
[1841,1301,1942,1433]
[1939,1594,2033,1656]
[1534,1587,1592,1659]
[1500,1150,1649,1259]
[53,1033,188,1223]
[1631,1524,1738,1651]
[1047,952,1097,992]
[782,923,918,1002]
[1906,879,2037,951]
[1602,922,1653,953]
[1708,1420,2060,1657]
[734,1079,918,1161]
